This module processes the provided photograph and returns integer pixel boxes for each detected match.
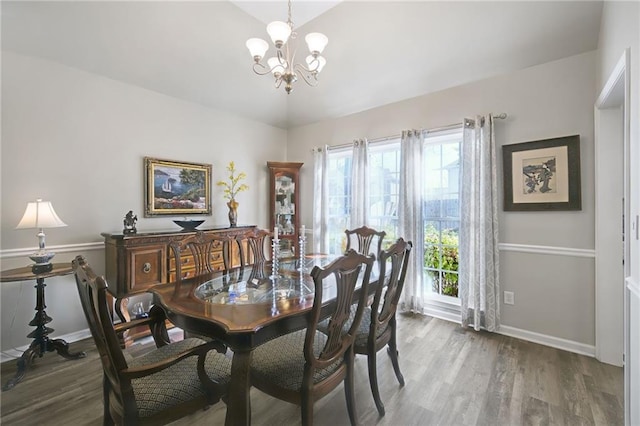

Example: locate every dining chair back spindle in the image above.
[71,255,231,425]
[250,250,375,426]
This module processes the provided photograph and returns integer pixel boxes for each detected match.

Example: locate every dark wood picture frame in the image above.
[502,135,581,211]
[144,157,212,217]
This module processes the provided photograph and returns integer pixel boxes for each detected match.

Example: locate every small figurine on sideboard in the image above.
[123,210,137,235]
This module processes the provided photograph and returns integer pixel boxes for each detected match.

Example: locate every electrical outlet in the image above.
[504,291,515,305]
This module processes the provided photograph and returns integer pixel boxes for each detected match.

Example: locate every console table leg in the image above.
[2,343,41,391]
[50,338,86,360]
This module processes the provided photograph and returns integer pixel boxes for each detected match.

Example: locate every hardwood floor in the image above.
[1,314,623,425]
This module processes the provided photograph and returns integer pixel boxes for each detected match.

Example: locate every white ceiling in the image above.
[230,1,343,26]
[1,1,603,129]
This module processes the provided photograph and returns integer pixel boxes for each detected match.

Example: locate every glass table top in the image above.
[193,255,335,306]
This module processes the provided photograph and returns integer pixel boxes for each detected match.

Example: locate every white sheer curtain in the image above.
[313,146,329,253]
[350,138,369,228]
[399,130,425,312]
[459,115,500,332]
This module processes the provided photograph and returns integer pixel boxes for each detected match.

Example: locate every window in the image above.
[368,141,401,242]
[423,131,462,299]
[323,129,461,302]
[326,141,401,254]
[326,148,351,254]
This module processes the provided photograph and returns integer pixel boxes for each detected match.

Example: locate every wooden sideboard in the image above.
[102,225,256,327]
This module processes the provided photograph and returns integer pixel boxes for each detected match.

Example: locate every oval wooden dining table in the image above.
[150,255,379,426]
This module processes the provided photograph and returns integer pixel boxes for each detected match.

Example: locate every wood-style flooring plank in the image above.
[1,314,623,426]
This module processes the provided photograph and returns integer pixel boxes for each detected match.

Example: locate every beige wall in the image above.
[0,51,287,352]
[287,51,598,347]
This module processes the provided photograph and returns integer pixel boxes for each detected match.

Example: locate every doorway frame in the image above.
[594,48,630,423]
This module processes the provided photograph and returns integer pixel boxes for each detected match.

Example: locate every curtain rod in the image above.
[313,113,508,152]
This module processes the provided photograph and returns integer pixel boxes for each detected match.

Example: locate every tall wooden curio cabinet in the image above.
[267,161,303,257]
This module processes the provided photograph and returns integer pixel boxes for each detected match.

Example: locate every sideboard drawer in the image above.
[168,262,225,282]
[129,246,166,292]
[168,250,224,271]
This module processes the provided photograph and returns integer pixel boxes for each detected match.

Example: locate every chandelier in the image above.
[245,0,328,94]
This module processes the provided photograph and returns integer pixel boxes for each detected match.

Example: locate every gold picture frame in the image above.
[144,157,212,217]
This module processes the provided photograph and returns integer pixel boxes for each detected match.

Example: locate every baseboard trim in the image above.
[424,313,596,358]
[0,242,104,259]
[423,304,460,323]
[498,325,595,357]
[499,243,595,258]
[1,329,92,364]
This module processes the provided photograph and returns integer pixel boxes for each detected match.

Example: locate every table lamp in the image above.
[16,199,67,274]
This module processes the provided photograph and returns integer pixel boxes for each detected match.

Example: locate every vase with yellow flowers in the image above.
[217,161,249,227]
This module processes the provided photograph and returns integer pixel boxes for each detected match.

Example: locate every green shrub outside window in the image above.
[424,224,459,297]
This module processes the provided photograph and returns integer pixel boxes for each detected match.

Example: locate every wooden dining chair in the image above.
[345,226,386,258]
[71,255,231,425]
[169,231,231,281]
[232,228,272,281]
[250,250,375,426]
[353,238,412,416]
[236,228,271,267]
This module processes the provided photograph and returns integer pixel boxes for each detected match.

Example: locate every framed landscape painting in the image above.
[144,157,212,217]
[502,135,581,211]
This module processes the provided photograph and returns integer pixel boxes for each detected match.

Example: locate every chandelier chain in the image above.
[287,0,296,39]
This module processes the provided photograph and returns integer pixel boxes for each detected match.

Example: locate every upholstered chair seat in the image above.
[352,307,389,347]
[127,338,231,419]
[250,330,342,391]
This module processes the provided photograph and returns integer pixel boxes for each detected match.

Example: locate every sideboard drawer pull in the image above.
[142,263,151,274]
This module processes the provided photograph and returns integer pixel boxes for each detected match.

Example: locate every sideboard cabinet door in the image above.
[129,245,166,292]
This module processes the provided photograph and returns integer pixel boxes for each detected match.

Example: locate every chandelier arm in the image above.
[252,62,276,76]
[293,63,319,87]
[276,49,289,68]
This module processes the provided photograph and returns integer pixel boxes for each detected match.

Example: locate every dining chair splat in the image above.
[169,231,231,281]
[345,226,386,258]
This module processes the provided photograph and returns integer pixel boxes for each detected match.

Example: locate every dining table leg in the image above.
[225,347,253,426]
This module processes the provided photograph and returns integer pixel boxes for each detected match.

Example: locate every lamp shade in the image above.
[266,21,291,47]
[268,57,286,74]
[306,55,326,72]
[246,38,269,60]
[16,199,67,229]
[305,32,328,55]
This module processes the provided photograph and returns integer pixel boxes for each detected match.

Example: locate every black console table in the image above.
[1,263,86,391]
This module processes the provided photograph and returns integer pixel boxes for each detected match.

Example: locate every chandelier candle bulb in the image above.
[274,226,279,241]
